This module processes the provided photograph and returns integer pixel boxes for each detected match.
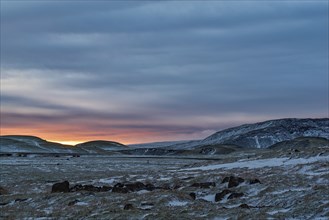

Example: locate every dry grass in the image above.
[1,145,328,219]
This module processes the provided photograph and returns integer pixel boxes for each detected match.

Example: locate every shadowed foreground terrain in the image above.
[1,144,328,219]
[1,118,328,219]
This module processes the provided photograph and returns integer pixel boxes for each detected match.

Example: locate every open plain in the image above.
[1,144,328,219]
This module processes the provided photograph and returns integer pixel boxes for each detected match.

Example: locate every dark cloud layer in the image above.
[1,1,328,144]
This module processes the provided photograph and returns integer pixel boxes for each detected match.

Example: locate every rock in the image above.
[0,186,8,195]
[173,184,181,189]
[145,183,156,191]
[222,177,230,183]
[15,198,28,203]
[215,189,232,202]
[222,176,244,188]
[70,184,104,192]
[141,202,154,206]
[123,204,134,210]
[228,177,244,188]
[114,183,124,188]
[68,199,79,206]
[112,186,129,193]
[51,181,70,193]
[101,186,113,192]
[82,185,101,192]
[228,192,244,199]
[249,179,261,184]
[112,182,156,193]
[69,184,83,192]
[125,182,145,192]
[239,203,250,209]
[159,184,171,190]
[189,192,196,200]
[190,182,216,188]
[112,182,129,193]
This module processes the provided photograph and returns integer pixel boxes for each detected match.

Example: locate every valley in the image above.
[0,118,328,219]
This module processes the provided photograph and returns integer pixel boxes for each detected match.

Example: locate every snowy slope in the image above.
[129,140,201,150]
[200,118,329,148]
[130,118,328,151]
[0,135,85,154]
[129,140,190,149]
[75,140,128,153]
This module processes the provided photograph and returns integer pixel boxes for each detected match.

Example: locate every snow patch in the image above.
[268,208,291,215]
[76,202,88,206]
[99,178,116,184]
[182,155,329,171]
[168,200,188,206]
[200,194,216,202]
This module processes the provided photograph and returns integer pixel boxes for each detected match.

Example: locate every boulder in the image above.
[123,204,134,210]
[228,192,244,199]
[51,181,70,193]
[239,203,250,209]
[68,199,79,206]
[189,192,196,200]
[112,186,129,193]
[215,189,232,202]
[190,182,216,188]
[145,183,156,191]
[125,182,145,192]
[112,182,156,193]
[81,185,101,192]
[221,177,230,183]
[114,183,124,188]
[173,184,182,189]
[65,183,113,193]
[222,176,244,188]
[14,198,28,203]
[249,179,261,184]
[101,186,113,192]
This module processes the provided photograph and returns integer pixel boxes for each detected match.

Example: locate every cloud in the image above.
[1,1,328,143]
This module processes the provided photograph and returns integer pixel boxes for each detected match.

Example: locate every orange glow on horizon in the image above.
[0,126,181,145]
[49,140,82,146]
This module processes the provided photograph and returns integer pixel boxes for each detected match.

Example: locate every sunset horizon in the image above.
[1,116,328,146]
[1,1,328,218]
[1,1,328,146]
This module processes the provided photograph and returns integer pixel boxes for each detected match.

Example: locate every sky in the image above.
[0,1,328,145]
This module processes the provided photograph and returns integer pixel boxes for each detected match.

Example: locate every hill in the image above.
[75,140,128,154]
[195,118,328,149]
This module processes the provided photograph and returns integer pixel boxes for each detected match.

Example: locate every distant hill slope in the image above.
[0,136,128,154]
[129,140,191,149]
[200,118,329,148]
[0,135,85,154]
[1,118,328,155]
[75,140,128,154]
[269,137,329,149]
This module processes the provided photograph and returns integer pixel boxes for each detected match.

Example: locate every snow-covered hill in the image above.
[200,118,328,149]
[75,140,128,154]
[1,118,328,155]
[129,140,191,149]
[140,118,328,151]
[0,135,85,154]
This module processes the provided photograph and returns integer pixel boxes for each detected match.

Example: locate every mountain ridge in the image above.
[1,118,328,154]
[200,118,328,148]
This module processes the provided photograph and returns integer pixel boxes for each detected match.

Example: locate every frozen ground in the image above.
[0,145,329,219]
